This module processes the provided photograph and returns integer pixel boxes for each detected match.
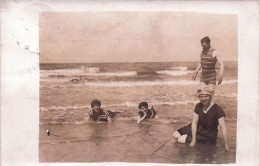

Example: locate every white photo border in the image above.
[1,0,259,166]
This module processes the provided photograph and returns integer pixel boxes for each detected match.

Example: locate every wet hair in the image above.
[91,99,101,108]
[138,102,148,109]
[201,36,211,44]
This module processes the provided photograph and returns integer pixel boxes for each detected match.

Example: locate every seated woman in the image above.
[137,102,158,123]
[86,99,118,122]
[173,88,229,151]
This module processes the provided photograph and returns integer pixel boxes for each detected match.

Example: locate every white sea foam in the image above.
[40,69,86,77]
[152,101,198,106]
[84,80,197,87]
[40,69,137,77]
[40,100,198,112]
[40,78,72,83]
[41,69,85,74]
[85,67,100,73]
[84,71,137,76]
[222,80,238,84]
[41,78,237,87]
[82,79,237,87]
[156,70,194,76]
[40,102,136,112]
[170,66,188,70]
[40,104,89,111]
[40,118,188,125]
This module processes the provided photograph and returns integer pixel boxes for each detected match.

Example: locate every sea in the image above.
[39,61,237,163]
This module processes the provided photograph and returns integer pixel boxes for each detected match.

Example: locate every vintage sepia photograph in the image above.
[39,12,238,164]
[1,0,259,166]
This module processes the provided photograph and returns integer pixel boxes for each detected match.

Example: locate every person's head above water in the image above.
[91,99,102,112]
[91,99,101,108]
[138,102,148,110]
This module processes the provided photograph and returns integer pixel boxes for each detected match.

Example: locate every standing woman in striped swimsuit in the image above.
[192,36,224,94]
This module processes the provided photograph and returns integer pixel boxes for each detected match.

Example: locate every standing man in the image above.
[192,36,224,94]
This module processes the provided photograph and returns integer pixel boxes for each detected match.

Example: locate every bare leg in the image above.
[207,84,216,102]
[207,84,216,95]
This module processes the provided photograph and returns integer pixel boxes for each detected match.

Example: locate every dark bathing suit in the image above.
[88,109,119,122]
[138,109,157,119]
[177,102,225,144]
[88,109,109,122]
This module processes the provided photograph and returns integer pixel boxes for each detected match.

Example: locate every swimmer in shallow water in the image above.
[173,88,229,151]
[137,102,158,124]
[86,99,119,122]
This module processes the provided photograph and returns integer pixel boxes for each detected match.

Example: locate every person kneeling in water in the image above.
[86,99,119,122]
[137,102,158,124]
[172,88,229,151]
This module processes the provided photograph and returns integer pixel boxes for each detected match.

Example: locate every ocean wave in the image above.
[41,69,85,74]
[41,69,137,78]
[170,66,188,70]
[156,70,194,76]
[215,93,237,98]
[40,78,72,83]
[40,100,198,112]
[40,117,189,125]
[40,69,86,78]
[82,80,237,87]
[84,71,137,76]
[41,78,238,87]
[85,67,100,73]
[84,80,197,87]
[115,117,189,124]
[40,104,89,111]
[221,80,238,84]
[152,101,198,106]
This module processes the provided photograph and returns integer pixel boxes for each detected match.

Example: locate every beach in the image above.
[39,62,237,163]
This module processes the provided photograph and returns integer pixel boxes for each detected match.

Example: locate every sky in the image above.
[40,12,237,63]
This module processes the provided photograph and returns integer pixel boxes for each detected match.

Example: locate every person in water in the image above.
[192,36,224,94]
[137,102,158,123]
[86,99,118,122]
[173,88,229,151]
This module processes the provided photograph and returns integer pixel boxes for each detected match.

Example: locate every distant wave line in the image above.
[84,80,197,87]
[83,80,237,87]
[41,70,138,77]
[40,118,191,125]
[170,66,188,70]
[156,70,194,76]
[85,71,137,76]
[40,100,199,112]
[41,79,238,86]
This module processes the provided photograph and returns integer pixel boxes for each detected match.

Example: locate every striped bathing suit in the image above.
[200,48,217,85]
[88,109,109,122]
[138,109,157,119]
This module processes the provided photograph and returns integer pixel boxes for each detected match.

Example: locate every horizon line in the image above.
[39,60,238,64]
